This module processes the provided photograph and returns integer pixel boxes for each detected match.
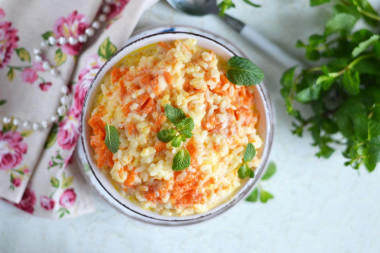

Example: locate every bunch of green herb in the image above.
[246,162,276,203]
[218,0,261,16]
[280,0,380,171]
[157,104,194,171]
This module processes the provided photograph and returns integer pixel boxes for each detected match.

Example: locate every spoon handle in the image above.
[221,15,302,68]
[240,25,300,67]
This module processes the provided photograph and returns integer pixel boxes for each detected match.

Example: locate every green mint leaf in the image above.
[226,56,264,86]
[246,188,258,202]
[176,117,194,133]
[280,66,297,89]
[171,135,182,148]
[296,40,306,48]
[310,0,330,6]
[364,136,380,172]
[104,124,119,154]
[181,130,193,138]
[316,75,334,90]
[352,58,380,75]
[165,104,186,124]
[316,144,334,158]
[305,48,320,61]
[247,169,255,178]
[238,163,248,179]
[374,41,380,59]
[243,143,256,162]
[295,83,322,103]
[308,34,326,48]
[0,100,6,106]
[260,190,274,203]
[342,69,360,95]
[352,29,374,44]
[157,129,176,143]
[352,34,379,57]
[368,120,380,140]
[243,0,260,8]
[172,149,191,171]
[325,13,357,35]
[356,0,379,27]
[261,162,277,180]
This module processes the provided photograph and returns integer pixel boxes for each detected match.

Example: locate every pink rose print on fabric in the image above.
[59,188,76,209]
[0,131,28,171]
[53,11,89,56]
[107,0,130,20]
[12,177,21,187]
[21,67,38,84]
[0,8,19,69]
[40,196,55,211]
[72,54,105,117]
[39,82,52,91]
[21,61,45,85]
[14,188,36,214]
[57,109,80,150]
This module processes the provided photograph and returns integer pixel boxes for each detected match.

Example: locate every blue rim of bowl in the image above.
[80,27,274,226]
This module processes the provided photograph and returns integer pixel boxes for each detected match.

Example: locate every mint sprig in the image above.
[226,56,264,86]
[105,124,119,154]
[157,104,195,171]
[238,143,256,179]
[246,162,276,203]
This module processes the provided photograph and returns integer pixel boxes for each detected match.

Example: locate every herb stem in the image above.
[354,4,380,21]
[328,53,374,78]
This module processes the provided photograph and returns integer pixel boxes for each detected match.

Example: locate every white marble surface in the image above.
[1,1,380,252]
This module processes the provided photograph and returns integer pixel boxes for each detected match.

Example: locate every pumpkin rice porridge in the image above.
[88,39,263,216]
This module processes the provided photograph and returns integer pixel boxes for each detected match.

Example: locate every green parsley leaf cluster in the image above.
[105,124,119,154]
[280,0,380,172]
[238,143,256,179]
[246,162,276,203]
[157,104,194,171]
[218,0,261,17]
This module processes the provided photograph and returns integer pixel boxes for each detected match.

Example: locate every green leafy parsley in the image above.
[104,124,119,154]
[280,0,380,172]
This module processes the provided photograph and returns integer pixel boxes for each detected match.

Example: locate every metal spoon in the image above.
[166,0,301,68]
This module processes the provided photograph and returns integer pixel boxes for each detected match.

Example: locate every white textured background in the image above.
[1,0,380,252]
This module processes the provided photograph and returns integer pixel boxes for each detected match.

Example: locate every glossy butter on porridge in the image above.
[88,39,263,216]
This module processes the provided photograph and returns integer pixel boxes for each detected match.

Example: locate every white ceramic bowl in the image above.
[81,27,274,226]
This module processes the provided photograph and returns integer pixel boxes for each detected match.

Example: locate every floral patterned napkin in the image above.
[0,0,158,218]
